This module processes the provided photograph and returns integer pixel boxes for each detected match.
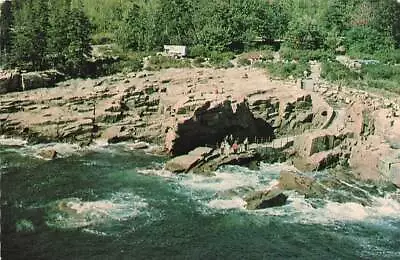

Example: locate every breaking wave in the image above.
[171,163,400,225]
[46,192,149,230]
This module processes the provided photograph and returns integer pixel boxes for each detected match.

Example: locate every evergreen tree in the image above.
[31,0,50,69]
[10,0,49,70]
[47,0,71,69]
[159,0,195,45]
[65,2,93,75]
[0,0,13,65]
[10,0,36,70]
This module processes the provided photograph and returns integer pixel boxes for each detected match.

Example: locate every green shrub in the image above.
[16,219,35,233]
[374,49,400,64]
[362,64,400,80]
[237,57,251,67]
[261,48,275,60]
[193,56,206,67]
[146,56,191,70]
[188,45,210,58]
[92,32,115,45]
[117,58,144,73]
[367,79,400,94]
[344,27,395,56]
[321,61,360,82]
[266,62,309,79]
[209,51,235,67]
[280,47,334,62]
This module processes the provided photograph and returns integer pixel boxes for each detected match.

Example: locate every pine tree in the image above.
[10,0,36,70]
[47,0,71,69]
[10,0,49,70]
[31,0,50,69]
[65,2,92,76]
[0,0,13,66]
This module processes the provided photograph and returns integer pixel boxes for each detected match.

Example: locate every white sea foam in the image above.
[176,162,400,225]
[137,168,175,178]
[207,197,246,209]
[181,171,260,192]
[283,195,400,225]
[47,192,149,229]
[0,136,28,146]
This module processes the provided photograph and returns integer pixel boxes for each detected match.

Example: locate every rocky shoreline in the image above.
[1,67,400,209]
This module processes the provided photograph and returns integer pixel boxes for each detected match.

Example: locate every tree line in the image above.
[1,0,92,76]
[91,0,400,56]
[1,0,400,76]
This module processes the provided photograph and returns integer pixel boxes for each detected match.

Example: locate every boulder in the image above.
[293,150,342,172]
[345,101,373,136]
[191,151,258,174]
[21,70,64,91]
[378,154,400,187]
[244,187,288,210]
[165,154,202,173]
[278,170,315,194]
[188,147,213,157]
[165,147,213,173]
[129,142,149,150]
[0,70,22,94]
[349,136,393,181]
[38,148,57,160]
[294,130,336,157]
[101,126,131,143]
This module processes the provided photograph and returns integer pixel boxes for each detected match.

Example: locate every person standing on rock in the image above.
[229,134,234,145]
[244,137,249,151]
[224,140,230,155]
[232,142,238,154]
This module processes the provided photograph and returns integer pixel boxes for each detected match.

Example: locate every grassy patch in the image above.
[321,61,360,82]
[266,62,310,79]
[322,61,400,94]
[145,56,192,71]
[280,47,334,62]
[208,51,235,68]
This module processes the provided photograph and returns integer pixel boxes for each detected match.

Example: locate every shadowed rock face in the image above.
[244,187,288,210]
[170,100,275,155]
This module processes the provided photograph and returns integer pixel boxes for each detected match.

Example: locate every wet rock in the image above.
[38,148,58,160]
[165,154,203,173]
[165,147,213,173]
[278,170,315,194]
[129,141,149,150]
[244,187,288,210]
[192,151,258,174]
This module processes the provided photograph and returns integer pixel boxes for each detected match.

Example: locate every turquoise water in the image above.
[1,143,400,259]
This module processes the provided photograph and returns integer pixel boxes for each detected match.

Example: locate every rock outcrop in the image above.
[278,170,315,194]
[0,69,65,94]
[168,100,274,155]
[1,67,400,187]
[38,148,58,160]
[244,186,288,210]
[165,147,213,173]
[0,70,21,94]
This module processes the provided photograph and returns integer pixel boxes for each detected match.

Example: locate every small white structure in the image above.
[163,45,187,57]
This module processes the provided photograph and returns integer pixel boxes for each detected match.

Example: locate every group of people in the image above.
[219,135,249,155]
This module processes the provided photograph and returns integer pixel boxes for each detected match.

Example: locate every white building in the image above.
[163,45,187,57]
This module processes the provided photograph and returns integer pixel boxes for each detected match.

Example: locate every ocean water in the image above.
[1,140,400,260]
